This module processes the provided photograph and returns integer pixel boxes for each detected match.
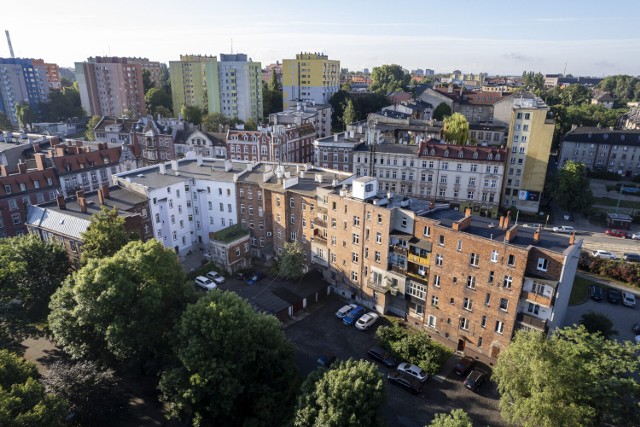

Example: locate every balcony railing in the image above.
[517,312,548,332]
[406,271,429,285]
[390,245,408,256]
[366,280,389,294]
[388,263,407,275]
[408,253,429,265]
[521,291,553,308]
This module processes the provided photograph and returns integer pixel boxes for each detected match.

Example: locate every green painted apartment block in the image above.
[169,55,220,117]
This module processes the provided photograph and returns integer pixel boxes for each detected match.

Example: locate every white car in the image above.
[552,226,575,234]
[355,312,380,330]
[622,292,636,307]
[206,271,225,284]
[195,275,217,291]
[397,362,429,382]
[632,232,640,240]
[591,250,617,260]
[335,304,357,319]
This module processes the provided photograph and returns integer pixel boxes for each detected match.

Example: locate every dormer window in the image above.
[458,151,464,158]
[487,153,493,160]
[473,151,479,159]
[65,163,72,172]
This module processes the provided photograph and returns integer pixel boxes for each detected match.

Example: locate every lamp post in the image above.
[615,184,624,214]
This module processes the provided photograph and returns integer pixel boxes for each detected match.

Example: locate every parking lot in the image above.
[285,295,506,427]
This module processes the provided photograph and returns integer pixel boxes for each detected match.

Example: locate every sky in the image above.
[3,0,639,76]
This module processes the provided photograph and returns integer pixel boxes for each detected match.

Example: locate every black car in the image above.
[632,323,640,334]
[367,346,397,368]
[464,369,488,392]
[623,253,640,263]
[387,371,423,395]
[607,288,622,304]
[589,285,604,301]
[454,356,475,376]
[317,354,336,368]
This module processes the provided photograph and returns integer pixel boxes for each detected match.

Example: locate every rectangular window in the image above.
[537,258,548,271]
[423,225,430,237]
[495,321,504,334]
[352,233,359,244]
[433,275,440,287]
[460,317,470,331]
[353,216,360,227]
[469,253,479,266]
[376,232,382,244]
[466,275,476,289]
[485,293,491,306]
[435,254,443,266]
[427,315,436,328]
[481,316,487,328]
[490,250,498,263]
[352,252,359,263]
[499,298,509,311]
[431,295,439,307]
[507,254,515,266]
[503,275,513,288]
[488,271,494,284]
[374,251,381,262]
[438,235,445,246]
[463,297,472,311]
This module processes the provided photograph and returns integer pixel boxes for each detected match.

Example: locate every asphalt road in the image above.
[284,295,506,427]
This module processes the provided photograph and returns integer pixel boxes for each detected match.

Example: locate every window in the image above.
[499,298,509,311]
[438,235,445,246]
[377,214,382,224]
[495,321,504,334]
[374,251,381,262]
[460,317,470,331]
[485,293,491,306]
[290,197,295,208]
[433,275,440,287]
[435,254,443,266]
[351,271,358,282]
[466,275,476,289]
[352,252,359,263]
[469,253,479,267]
[431,295,439,307]
[463,297,472,311]
[537,257,548,271]
[408,282,426,300]
[353,216,360,227]
[481,316,487,328]
[503,275,513,288]
[490,250,498,263]
[488,271,494,284]
[290,214,295,224]
[352,233,359,244]
[527,303,540,315]
[376,232,382,244]
[507,254,515,266]
[4,185,11,194]
[11,213,21,225]
[427,315,436,328]
[457,240,462,251]
[331,236,336,246]
[423,225,430,237]
[291,231,297,241]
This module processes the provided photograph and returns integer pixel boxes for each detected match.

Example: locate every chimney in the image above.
[464,207,472,217]
[55,144,66,156]
[34,153,46,171]
[0,164,7,176]
[158,162,166,175]
[503,212,511,230]
[196,154,203,166]
[32,142,41,153]
[224,159,232,171]
[505,224,518,242]
[533,225,541,243]
[101,184,110,199]
[76,190,87,214]
[56,194,66,210]
[17,161,27,174]
[569,231,576,245]
[498,215,505,228]
[98,188,105,205]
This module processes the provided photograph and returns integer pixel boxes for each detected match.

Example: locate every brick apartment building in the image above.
[227,124,315,164]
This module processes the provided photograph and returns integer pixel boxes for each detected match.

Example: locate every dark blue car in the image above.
[247,272,264,285]
[342,305,365,325]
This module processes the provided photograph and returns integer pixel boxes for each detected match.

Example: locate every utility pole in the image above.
[615,184,624,214]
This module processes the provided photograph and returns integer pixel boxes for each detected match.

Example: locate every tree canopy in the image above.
[597,75,640,104]
[159,291,299,427]
[15,103,34,131]
[180,105,203,125]
[0,113,12,131]
[141,69,153,93]
[370,64,410,94]
[342,98,357,129]
[80,207,136,266]
[443,113,470,145]
[278,241,305,280]
[427,409,473,427]
[293,359,385,427]
[262,80,283,121]
[549,161,593,212]
[0,349,69,427]
[580,311,617,339]
[48,240,192,371]
[38,84,85,122]
[85,115,101,141]
[493,327,640,427]
[144,88,172,117]
[432,102,452,121]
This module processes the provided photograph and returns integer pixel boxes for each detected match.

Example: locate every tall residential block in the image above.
[32,59,61,90]
[75,57,147,118]
[0,58,51,125]
[169,55,220,117]
[493,92,554,214]
[218,54,262,123]
[282,53,340,110]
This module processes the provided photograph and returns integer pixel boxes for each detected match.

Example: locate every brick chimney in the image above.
[98,188,105,206]
[533,225,541,243]
[505,224,518,242]
[54,143,66,157]
[76,190,87,213]
[34,153,46,171]
[17,161,27,174]
[101,184,110,199]
[569,231,576,245]
[0,164,7,176]
[56,194,66,210]
[464,207,472,217]
[32,142,41,153]
[503,212,511,230]
[498,216,505,228]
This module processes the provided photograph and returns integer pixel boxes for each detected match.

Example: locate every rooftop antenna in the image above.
[5,30,15,58]
[230,38,233,54]
[563,62,567,76]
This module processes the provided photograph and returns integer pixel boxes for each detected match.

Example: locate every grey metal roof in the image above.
[26,205,90,239]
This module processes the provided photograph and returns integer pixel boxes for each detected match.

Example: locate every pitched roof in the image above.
[417,142,507,162]
[562,126,640,145]
[51,146,121,174]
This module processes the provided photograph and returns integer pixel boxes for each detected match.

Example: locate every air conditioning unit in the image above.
[266,231,272,236]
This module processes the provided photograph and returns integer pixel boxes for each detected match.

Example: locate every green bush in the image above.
[578,251,640,288]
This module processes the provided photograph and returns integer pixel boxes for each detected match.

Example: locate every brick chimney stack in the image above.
[76,190,87,213]
[34,153,46,171]
[32,142,41,153]
[533,225,541,243]
[56,194,66,210]
[0,164,7,176]
[101,184,110,199]
[17,161,27,174]
[569,231,576,245]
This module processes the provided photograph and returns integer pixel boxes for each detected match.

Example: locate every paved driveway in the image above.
[564,292,639,342]
[285,295,505,427]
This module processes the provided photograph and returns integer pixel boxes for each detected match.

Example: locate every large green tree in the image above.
[293,359,385,427]
[329,90,350,132]
[141,69,153,93]
[278,241,305,280]
[443,113,470,145]
[15,103,34,131]
[352,93,390,121]
[38,83,84,122]
[493,327,640,427]
[427,409,473,427]
[202,112,229,132]
[342,98,357,129]
[549,161,593,212]
[144,88,172,116]
[0,112,12,131]
[580,311,617,339]
[262,80,283,121]
[180,105,203,126]
[597,75,640,104]
[0,350,69,427]
[432,102,452,121]
[80,207,136,266]
[159,291,299,427]
[48,240,192,371]
[370,64,410,94]
[85,115,101,141]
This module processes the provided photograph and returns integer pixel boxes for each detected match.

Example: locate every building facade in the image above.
[269,100,332,139]
[218,54,262,122]
[227,124,315,164]
[75,57,147,118]
[282,53,340,110]
[169,55,220,116]
[0,58,51,125]
[32,59,61,90]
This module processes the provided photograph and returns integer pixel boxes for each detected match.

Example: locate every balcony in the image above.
[521,291,553,308]
[311,254,328,267]
[390,245,408,256]
[317,205,327,215]
[408,252,429,265]
[406,271,429,285]
[388,263,407,275]
[367,280,390,294]
[517,312,548,332]
[313,217,327,228]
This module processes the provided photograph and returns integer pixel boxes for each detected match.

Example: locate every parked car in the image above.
[367,346,397,368]
[246,272,265,285]
[632,323,640,334]
[387,371,423,395]
[605,229,629,238]
[454,356,476,376]
[235,271,248,280]
[589,285,604,301]
[335,304,358,319]
[607,288,622,304]
[552,225,575,234]
[205,271,225,284]
[632,232,640,240]
[397,362,428,382]
[317,354,336,368]
[343,305,365,326]
[623,253,640,263]
[355,312,380,330]
[195,276,217,291]
[591,250,617,260]
[622,292,636,308]
[464,370,488,392]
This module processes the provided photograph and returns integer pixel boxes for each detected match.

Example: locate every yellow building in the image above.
[282,53,340,110]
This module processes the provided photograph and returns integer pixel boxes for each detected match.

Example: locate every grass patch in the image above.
[569,276,597,305]
[210,224,249,243]
[592,197,640,209]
